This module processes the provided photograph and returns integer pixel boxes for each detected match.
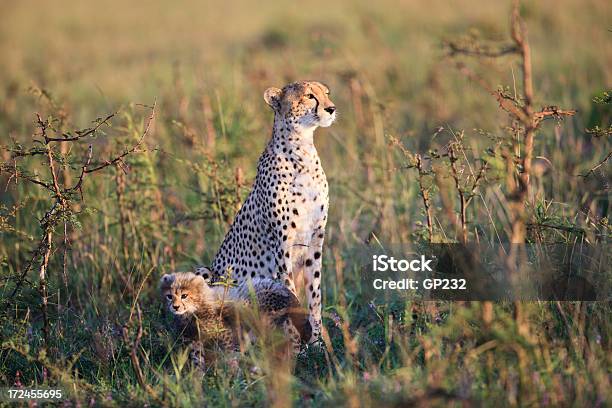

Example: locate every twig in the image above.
[448,143,468,243]
[122,304,160,402]
[38,113,67,349]
[579,150,612,178]
[526,222,585,234]
[465,160,489,207]
[445,41,519,58]
[75,145,93,198]
[85,103,155,174]
[532,106,577,127]
[511,0,533,110]
[45,112,116,142]
[415,154,434,242]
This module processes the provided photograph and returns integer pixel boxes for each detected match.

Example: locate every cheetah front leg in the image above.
[304,226,325,343]
[277,237,298,297]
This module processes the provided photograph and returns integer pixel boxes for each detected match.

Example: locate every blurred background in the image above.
[1,0,609,251]
[2,0,609,129]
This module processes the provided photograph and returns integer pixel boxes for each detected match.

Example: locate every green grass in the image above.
[0,0,610,406]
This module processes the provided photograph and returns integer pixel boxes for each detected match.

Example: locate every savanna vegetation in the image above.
[0,0,610,406]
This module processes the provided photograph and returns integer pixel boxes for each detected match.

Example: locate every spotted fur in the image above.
[196,80,335,343]
[160,272,237,366]
[160,272,309,365]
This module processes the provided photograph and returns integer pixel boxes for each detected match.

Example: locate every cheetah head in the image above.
[264,81,336,130]
[160,272,214,316]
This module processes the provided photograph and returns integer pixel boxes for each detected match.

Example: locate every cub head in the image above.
[160,272,213,315]
[264,81,336,129]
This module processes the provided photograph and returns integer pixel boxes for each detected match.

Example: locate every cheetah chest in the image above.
[288,169,328,245]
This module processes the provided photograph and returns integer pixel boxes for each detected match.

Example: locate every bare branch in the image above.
[453,61,529,122]
[45,112,116,142]
[9,149,48,158]
[445,41,518,58]
[84,103,155,174]
[415,154,434,242]
[4,103,155,311]
[579,150,612,178]
[2,168,53,190]
[465,160,489,207]
[532,106,577,127]
[44,139,63,201]
[527,222,585,234]
[511,0,533,110]
[122,304,160,402]
[69,145,94,200]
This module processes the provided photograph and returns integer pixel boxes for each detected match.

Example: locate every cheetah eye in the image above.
[181,294,188,299]
[307,93,316,99]
[166,294,172,300]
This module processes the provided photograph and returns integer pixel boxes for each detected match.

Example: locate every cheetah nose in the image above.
[173,305,180,310]
[324,106,336,114]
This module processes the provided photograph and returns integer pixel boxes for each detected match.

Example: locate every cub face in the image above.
[160,272,210,316]
[264,81,337,129]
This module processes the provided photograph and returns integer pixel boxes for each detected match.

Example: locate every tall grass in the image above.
[1,0,610,406]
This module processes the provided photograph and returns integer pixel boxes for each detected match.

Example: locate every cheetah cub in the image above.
[197,81,336,343]
[160,272,236,354]
[160,272,309,366]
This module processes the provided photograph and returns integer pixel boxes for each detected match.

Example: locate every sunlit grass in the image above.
[0,0,610,406]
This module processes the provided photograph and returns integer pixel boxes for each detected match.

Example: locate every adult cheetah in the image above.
[197,81,336,343]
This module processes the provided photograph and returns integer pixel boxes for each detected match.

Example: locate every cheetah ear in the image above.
[264,87,282,112]
[195,266,212,282]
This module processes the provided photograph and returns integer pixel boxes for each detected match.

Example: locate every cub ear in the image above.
[160,274,175,288]
[263,87,282,112]
[191,274,207,288]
